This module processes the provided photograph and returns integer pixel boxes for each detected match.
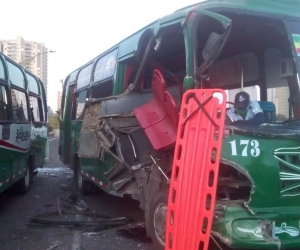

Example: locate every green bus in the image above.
[59,0,300,249]
[0,52,49,195]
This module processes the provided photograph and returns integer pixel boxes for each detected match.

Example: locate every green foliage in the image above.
[48,113,59,129]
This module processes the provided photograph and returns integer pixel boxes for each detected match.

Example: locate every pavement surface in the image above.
[0,137,229,250]
[0,137,155,250]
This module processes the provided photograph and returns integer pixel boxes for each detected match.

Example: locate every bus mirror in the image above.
[202,32,221,61]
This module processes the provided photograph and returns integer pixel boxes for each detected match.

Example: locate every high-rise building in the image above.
[57,91,62,111]
[0,36,49,97]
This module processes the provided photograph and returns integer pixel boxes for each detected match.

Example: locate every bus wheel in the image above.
[75,159,94,195]
[16,164,32,194]
[33,169,38,177]
[147,189,169,250]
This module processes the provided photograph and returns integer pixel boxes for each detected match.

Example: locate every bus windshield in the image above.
[288,21,300,67]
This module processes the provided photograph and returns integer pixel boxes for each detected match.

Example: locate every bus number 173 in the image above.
[229,139,260,157]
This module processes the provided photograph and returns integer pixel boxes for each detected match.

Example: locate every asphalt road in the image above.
[0,137,155,250]
[1,137,295,250]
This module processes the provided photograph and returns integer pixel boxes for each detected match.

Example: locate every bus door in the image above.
[60,83,75,166]
[6,61,32,185]
[0,84,11,192]
[70,89,87,165]
[10,87,31,181]
[27,73,47,169]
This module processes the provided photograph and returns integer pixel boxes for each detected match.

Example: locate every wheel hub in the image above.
[77,169,82,188]
[24,168,30,187]
[154,202,167,246]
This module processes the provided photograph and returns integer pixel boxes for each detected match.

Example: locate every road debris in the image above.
[46,242,64,250]
[29,193,130,229]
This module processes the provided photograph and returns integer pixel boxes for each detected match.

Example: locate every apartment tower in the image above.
[0,36,49,97]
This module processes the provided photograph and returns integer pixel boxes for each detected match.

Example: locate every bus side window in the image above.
[71,90,87,120]
[0,86,9,121]
[30,96,42,122]
[11,88,29,123]
[142,68,153,90]
[90,80,113,98]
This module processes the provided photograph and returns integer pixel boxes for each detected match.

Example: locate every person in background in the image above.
[226,91,265,125]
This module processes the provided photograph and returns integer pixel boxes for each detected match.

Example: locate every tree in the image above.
[48,111,60,131]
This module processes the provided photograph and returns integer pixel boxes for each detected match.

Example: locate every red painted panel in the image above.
[165,89,226,250]
[134,69,179,150]
[134,69,167,128]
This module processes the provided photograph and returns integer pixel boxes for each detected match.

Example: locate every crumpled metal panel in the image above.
[78,102,102,158]
[81,102,102,130]
[78,130,101,158]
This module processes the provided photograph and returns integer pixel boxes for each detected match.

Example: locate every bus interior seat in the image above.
[134,69,179,150]
[258,101,276,123]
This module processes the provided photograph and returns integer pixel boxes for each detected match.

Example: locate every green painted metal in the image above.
[0,52,49,194]
[113,62,126,95]
[59,83,74,165]
[59,0,300,248]
[81,155,115,191]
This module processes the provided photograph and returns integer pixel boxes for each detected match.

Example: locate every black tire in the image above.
[147,189,169,250]
[15,164,32,194]
[33,169,38,177]
[74,157,94,195]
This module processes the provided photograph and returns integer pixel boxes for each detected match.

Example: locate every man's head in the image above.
[234,91,250,115]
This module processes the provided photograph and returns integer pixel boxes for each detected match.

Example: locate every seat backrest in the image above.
[164,91,179,125]
[152,69,166,102]
[258,101,276,123]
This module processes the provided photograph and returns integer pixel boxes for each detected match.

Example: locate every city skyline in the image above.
[0,36,49,97]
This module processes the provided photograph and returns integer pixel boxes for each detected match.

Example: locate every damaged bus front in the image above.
[59,0,300,249]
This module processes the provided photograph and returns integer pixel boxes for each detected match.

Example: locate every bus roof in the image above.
[66,0,300,81]
[189,0,300,18]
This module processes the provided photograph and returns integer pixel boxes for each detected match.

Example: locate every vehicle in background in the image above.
[0,52,49,194]
[59,0,300,249]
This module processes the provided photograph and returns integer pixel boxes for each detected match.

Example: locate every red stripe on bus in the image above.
[0,168,26,187]
[100,182,108,188]
[0,140,29,151]
[81,170,108,189]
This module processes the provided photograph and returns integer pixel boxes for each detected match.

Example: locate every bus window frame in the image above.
[71,88,88,121]
[285,20,300,78]
[0,83,12,123]
[29,92,44,123]
[91,49,118,84]
[76,63,93,90]
[90,78,114,99]
[6,60,27,89]
[10,86,30,124]
[36,78,47,123]
[26,72,40,95]
[61,78,69,120]
[0,55,7,81]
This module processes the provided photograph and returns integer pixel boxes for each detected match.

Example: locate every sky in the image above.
[0,0,201,110]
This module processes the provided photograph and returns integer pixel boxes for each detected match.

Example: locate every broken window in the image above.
[77,64,92,89]
[72,89,87,120]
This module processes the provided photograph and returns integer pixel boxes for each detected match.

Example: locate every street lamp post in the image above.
[20,50,56,66]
